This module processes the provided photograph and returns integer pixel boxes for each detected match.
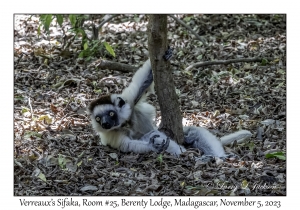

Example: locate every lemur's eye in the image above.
[95,116,101,122]
[109,112,114,117]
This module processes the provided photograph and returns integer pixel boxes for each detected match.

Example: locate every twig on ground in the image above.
[28,97,34,119]
[95,59,137,72]
[185,57,274,71]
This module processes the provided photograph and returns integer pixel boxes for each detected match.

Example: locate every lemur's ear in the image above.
[117,97,125,108]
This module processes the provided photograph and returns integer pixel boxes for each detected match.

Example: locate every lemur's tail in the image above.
[220,130,252,146]
[183,126,226,157]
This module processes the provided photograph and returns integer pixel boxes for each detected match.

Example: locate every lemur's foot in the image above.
[195,155,215,163]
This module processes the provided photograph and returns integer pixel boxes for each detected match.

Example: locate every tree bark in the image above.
[147,15,184,144]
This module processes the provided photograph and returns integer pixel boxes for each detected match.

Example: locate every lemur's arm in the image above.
[121,59,154,106]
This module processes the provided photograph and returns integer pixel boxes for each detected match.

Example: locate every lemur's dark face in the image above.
[88,95,131,132]
[95,109,118,129]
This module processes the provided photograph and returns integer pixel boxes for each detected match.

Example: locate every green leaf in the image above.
[134,16,140,22]
[69,14,77,27]
[77,160,82,167]
[103,42,115,57]
[276,82,285,89]
[90,40,100,51]
[247,142,255,152]
[79,51,85,58]
[37,24,41,36]
[241,180,249,189]
[277,69,286,75]
[265,152,286,160]
[83,42,88,50]
[21,107,29,114]
[58,154,66,169]
[24,131,42,139]
[38,114,53,124]
[196,55,202,60]
[78,151,85,158]
[231,68,240,75]
[56,14,63,27]
[94,89,102,94]
[44,14,53,32]
[14,96,25,101]
[177,51,184,58]
[75,28,86,37]
[157,154,163,163]
[86,56,92,61]
[39,14,47,21]
[78,49,91,58]
[38,172,47,182]
[183,16,192,22]
[261,58,268,66]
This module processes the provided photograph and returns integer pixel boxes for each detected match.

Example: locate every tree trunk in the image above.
[147,15,184,144]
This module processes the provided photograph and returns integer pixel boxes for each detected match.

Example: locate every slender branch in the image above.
[28,97,34,119]
[98,14,120,29]
[185,57,274,71]
[91,14,120,40]
[169,15,207,47]
[94,57,273,73]
[51,58,73,66]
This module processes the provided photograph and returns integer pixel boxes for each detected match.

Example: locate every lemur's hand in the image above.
[150,134,170,153]
[163,46,173,61]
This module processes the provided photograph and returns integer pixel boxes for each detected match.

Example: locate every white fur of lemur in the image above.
[88,59,252,157]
